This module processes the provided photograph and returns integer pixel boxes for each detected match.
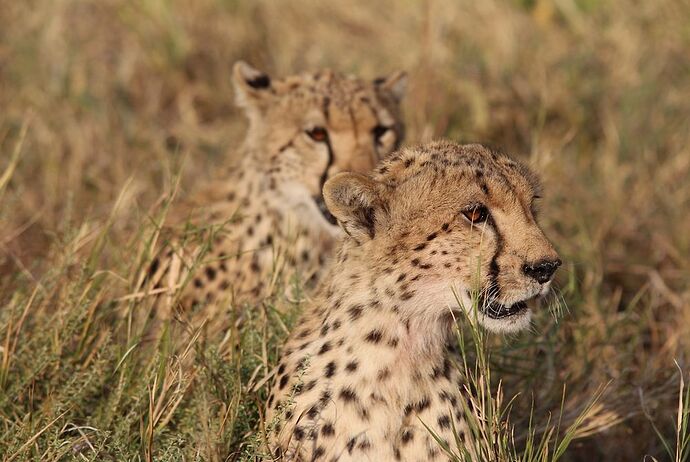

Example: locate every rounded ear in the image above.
[374,70,408,102]
[323,172,383,244]
[232,61,272,109]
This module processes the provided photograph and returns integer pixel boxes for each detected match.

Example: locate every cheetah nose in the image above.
[522,258,561,284]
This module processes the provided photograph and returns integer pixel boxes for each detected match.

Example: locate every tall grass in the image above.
[2,0,690,460]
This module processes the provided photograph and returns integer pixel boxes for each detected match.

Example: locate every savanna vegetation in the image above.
[1,0,689,460]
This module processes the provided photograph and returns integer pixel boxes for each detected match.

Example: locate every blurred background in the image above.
[1,0,690,460]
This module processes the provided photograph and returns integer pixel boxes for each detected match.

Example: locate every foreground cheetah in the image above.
[142,62,407,319]
[264,141,561,461]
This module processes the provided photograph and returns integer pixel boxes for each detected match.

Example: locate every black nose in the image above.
[522,258,561,284]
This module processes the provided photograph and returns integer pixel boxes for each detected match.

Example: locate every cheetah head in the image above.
[323,141,561,333]
[233,61,406,226]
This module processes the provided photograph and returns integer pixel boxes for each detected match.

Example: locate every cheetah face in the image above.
[233,62,406,226]
[324,141,561,333]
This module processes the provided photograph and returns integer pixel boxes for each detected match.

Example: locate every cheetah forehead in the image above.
[272,70,381,104]
[373,140,542,196]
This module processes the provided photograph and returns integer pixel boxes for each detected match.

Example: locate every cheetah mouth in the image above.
[481,299,530,319]
[313,195,338,226]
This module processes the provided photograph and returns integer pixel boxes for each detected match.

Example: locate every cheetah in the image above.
[141,61,407,320]
[264,141,561,461]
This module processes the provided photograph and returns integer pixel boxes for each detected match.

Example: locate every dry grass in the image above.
[1,0,690,460]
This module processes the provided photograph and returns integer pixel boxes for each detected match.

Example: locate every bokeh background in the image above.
[1,0,690,460]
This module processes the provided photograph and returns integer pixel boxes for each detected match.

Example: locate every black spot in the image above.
[416,397,431,412]
[307,405,319,419]
[320,389,332,405]
[358,438,371,450]
[413,243,427,251]
[396,273,407,283]
[272,446,283,459]
[440,390,458,407]
[298,329,311,339]
[296,356,309,370]
[401,429,414,444]
[404,403,414,416]
[427,232,438,241]
[339,387,358,403]
[438,414,451,429]
[247,74,271,89]
[348,304,364,321]
[411,258,420,266]
[405,397,431,416]
[320,324,329,336]
[324,361,336,378]
[441,223,450,232]
[345,360,358,373]
[377,368,390,380]
[318,341,332,355]
[321,422,335,436]
[365,330,383,343]
[193,278,203,288]
[303,380,317,393]
[400,291,415,300]
[431,358,452,380]
[419,263,433,269]
[279,374,288,390]
[347,437,356,454]
[332,319,342,330]
[278,363,286,375]
[404,158,414,168]
[294,426,305,440]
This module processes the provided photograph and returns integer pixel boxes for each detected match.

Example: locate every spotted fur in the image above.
[141,62,407,320]
[265,141,561,461]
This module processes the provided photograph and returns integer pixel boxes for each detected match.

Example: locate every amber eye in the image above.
[462,205,489,224]
[306,127,328,142]
[372,124,391,142]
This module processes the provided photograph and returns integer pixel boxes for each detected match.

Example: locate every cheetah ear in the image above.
[323,172,384,243]
[232,61,272,109]
[374,70,407,102]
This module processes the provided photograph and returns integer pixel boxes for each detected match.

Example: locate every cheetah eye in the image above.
[306,126,328,142]
[462,205,489,224]
[372,125,391,142]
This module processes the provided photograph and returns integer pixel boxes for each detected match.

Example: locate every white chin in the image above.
[478,309,532,333]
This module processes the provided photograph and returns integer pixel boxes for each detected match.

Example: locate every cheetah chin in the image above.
[473,293,539,333]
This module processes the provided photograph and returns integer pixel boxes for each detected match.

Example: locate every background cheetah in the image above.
[141,61,407,321]
[265,141,560,461]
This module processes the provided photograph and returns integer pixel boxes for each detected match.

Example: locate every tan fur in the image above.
[142,62,407,321]
[264,141,560,461]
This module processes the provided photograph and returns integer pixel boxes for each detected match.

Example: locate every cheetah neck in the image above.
[317,254,457,395]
